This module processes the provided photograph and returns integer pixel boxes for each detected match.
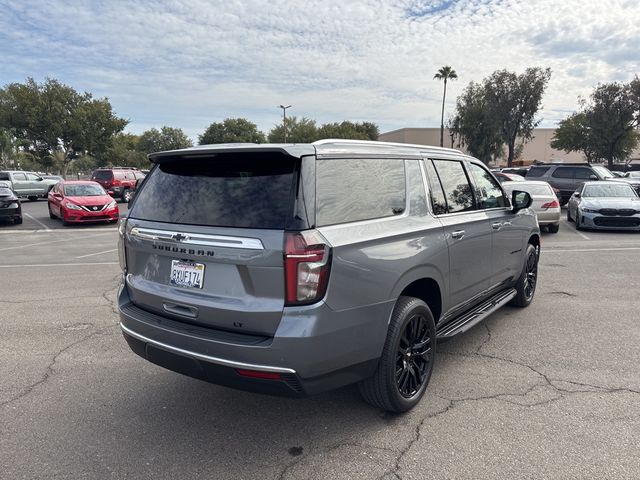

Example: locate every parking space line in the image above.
[23,213,51,232]
[574,230,590,240]
[546,247,640,253]
[75,249,117,259]
[0,262,119,268]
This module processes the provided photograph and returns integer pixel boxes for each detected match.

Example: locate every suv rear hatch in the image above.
[123,149,313,337]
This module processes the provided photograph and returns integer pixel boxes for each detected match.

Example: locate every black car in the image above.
[0,180,23,224]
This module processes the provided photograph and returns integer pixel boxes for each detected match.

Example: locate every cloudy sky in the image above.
[1,0,639,140]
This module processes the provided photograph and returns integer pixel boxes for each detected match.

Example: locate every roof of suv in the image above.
[148,140,466,163]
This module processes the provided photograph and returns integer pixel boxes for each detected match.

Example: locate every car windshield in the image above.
[592,165,615,178]
[583,184,636,198]
[64,184,106,196]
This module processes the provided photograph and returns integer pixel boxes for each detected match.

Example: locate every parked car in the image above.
[0,170,58,201]
[494,172,525,183]
[567,181,640,231]
[526,163,615,205]
[48,181,119,225]
[501,167,530,177]
[91,167,144,203]
[502,181,560,233]
[117,140,540,413]
[0,180,22,225]
[610,171,640,196]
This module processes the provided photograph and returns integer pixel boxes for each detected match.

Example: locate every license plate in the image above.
[170,260,205,289]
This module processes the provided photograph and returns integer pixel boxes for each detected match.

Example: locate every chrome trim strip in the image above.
[129,227,264,250]
[120,323,296,374]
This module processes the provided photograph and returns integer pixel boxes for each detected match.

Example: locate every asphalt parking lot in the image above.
[1,201,639,479]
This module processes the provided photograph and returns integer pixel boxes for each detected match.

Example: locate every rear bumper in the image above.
[536,208,561,225]
[118,282,391,396]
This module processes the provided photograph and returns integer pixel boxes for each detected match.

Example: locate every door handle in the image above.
[451,230,465,239]
[491,222,502,230]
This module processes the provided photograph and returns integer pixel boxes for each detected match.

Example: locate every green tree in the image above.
[434,66,458,147]
[551,112,599,163]
[552,80,640,167]
[484,67,552,166]
[317,121,379,140]
[268,117,318,143]
[451,82,503,164]
[0,77,128,176]
[199,118,265,144]
[136,126,193,154]
[101,132,149,168]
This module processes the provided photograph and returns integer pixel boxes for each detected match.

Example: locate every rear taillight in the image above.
[284,230,331,306]
[117,218,127,272]
[541,200,559,208]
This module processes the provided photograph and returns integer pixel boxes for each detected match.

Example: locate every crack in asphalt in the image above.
[0,280,121,409]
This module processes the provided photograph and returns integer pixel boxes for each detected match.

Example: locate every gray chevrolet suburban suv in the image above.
[118,140,539,412]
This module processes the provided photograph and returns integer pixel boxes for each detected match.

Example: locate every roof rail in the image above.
[311,138,463,154]
[95,166,139,170]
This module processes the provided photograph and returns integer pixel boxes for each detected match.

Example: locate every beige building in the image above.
[379,127,640,166]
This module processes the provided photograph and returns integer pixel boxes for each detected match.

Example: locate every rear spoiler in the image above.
[148,144,316,164]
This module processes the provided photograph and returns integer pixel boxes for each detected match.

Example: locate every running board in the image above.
[436,288,517,340]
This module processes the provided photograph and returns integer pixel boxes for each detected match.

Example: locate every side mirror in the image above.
[574,192,581,198]
[37,177,43,181]
[589,174,598,180]
[511,190,532,212]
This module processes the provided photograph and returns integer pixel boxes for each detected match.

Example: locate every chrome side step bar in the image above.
[436,288,517,339]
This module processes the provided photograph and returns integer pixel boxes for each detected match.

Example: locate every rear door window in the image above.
[526,167,549,177]
[129,154,297,229]
[551,167,575,178]
[423,159,448,215]
[432,160,476,213]
[12,173,27,181]
[574,168,593,180]
[93,171,113,180]
[316,158,405,226]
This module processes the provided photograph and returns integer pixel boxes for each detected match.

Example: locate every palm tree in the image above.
[434,66,458,147]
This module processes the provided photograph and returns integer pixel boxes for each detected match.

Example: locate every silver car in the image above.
[503,180,561,233]
[567,181,640,231]
[118,140,540,412]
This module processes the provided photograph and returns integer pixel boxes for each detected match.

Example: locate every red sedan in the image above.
[48,181,119,225]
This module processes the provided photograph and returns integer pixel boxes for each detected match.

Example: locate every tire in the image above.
[510,243,538,308]
[359,296,436,413]
[28,196,38,202]
[547,223,559,233]
[48,203,56,219]
[14,216,23,225]
[566,208,573,223]
[60,211,70,226]
[121,189,132,203]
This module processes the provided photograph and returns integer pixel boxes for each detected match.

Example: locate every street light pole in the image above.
[279,104,291,142]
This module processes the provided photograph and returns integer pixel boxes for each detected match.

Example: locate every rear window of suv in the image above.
[93,170,113,180]
[129,154,297,229]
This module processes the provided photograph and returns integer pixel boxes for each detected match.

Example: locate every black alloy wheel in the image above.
[359,296,436,412]
[510,243,538,307]
[396,314,433,398]
[523,248,538,301]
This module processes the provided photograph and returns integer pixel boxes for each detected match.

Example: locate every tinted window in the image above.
[93,171,113,180]
[406,160,428,216]
[432,160,475,213]
[575,168,593,179]
[525,167,549,177]
[423,159,448,215]
[130,154,297,228]
[468,163,506,209]
[316,159,405,226]
[0,172,10,181]
[551,167,575,178]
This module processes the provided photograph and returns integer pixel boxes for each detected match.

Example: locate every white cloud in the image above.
[0,0,638,139]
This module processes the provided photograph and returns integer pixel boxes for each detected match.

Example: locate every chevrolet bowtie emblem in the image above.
[172,233,189,242]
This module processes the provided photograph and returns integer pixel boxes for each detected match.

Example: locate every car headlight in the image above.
[8,202,18,208]
[106,200,117,209]
[64,202,83,210]
[581,208,598,213]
